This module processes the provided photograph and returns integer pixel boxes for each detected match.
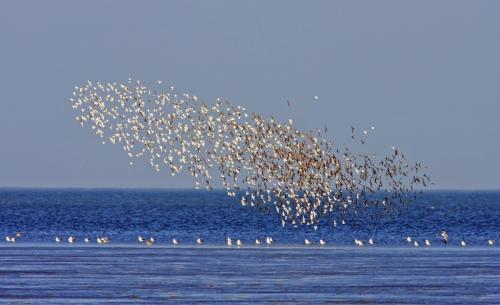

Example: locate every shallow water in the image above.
[0,245,499,304]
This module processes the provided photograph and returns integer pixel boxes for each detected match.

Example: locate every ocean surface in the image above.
[0,189,499,304]
[0,189,499,245]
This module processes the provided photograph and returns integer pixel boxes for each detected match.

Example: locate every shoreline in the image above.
[1,242,498,250]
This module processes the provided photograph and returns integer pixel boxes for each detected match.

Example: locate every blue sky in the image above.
[0,1,499,189]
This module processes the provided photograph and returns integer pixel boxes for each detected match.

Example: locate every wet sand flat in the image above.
[0,245,499,304]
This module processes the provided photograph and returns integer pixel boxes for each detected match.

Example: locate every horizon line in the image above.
[0,186,499,192]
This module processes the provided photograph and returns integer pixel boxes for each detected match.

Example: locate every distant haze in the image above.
[0,1,499,189]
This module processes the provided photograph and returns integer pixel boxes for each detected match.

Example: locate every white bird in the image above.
[138,236,145,243]
[236,239,243,247]
[368,238,374,245]
[414,241,419,247]
[313,95,319,101]
[5,236,11,242]
[55,237,61,243]
[68,236,75,244]
[255,239,261,245]
[266,237,273,245]
[304,238,312,245]
[96,237,102,244]
[354,239,364,246]
[84,238,90,243]
[172,238,179,245]
[488,239,495,246]
[461,240,466,247]
[227,237,233,246]
[319,239,327,246]
[406,236,412,243]
[196,238,204,245]
[425,239,431,246]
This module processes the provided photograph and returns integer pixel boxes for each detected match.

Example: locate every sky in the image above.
[0,1,499,189]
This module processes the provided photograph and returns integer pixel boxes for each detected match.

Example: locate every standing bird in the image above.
[226,237,233,246]
[425,239,431,247]
[304,238,312,245]
[172,238,180,245]
[138,236,145,243]
[84,238,90,243]
[55,237,61,243]
[460,240,466,247]
[236,239,243,247]
[255,239,262,245]
[196,238,204,245]
[368,238,374,245]
[488,239,495,246]
[68,236,76,244]
[319,239,327,246]
[413,241,419,247]
[440,230,449,244]
[266,237,273,245]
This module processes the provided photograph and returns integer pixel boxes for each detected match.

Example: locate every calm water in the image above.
[0,189,499,245]
[0,189,499,304]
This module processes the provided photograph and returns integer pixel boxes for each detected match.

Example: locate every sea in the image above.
[0,189,499,304]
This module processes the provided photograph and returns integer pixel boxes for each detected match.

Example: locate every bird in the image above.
[84,238,90,243]
[440,230,449,244]
[319,239,327,246]
[461,240,466,247]
[15,232,22,238]
[97,237,109,244]
[236,239,243,247]
[255,239,262,245]
[265,237,273,245]
[138,236,145,243]
[146,238,154,246]
[368,238,374,245]
[488,239,495,246]
[55,237,61,243]
[413,241,419,247]
[304,238,312,245]
[71,79,431,234]
[172,238,180,245]
[68,236,76,244]
[425,239,431,246]
[354,239,364,246]
[196,238,204,245]
[406,236,412,243]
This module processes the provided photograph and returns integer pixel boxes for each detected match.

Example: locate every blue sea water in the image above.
[0,189,499,245]
[1,189,500,304]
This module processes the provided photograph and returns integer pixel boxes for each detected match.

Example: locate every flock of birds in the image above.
[71,79,432,229]
[4,231,496,247]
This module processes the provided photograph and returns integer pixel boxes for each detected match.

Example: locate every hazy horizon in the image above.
[1,1,499,190]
